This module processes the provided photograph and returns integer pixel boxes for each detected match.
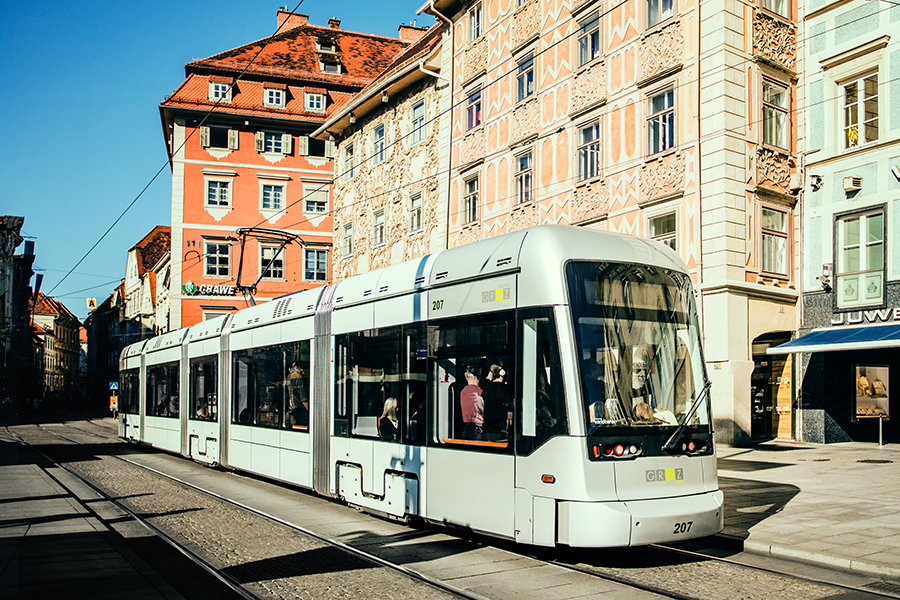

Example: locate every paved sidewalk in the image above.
[715,440,900,580]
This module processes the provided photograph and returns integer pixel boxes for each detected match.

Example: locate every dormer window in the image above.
[322,61,340,74]
[318,39,336,52]
[305,92,326,113]
[208,80,232,103]
[264,87,286,109]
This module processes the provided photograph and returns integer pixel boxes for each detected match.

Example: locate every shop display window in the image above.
[854,365,889,421]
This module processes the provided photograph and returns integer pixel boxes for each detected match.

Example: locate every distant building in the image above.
[31,292,82,406]
[85,285,126,411]
[160,10,414,327]
[123,225,171,341]
[0,216,38,408]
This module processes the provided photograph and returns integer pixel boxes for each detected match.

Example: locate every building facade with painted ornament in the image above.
[160,10,412,327]
[411,0,802,444]
[314,24,449,280]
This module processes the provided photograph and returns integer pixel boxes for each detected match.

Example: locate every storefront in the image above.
[768,322,898,444]
[751,333,794,441]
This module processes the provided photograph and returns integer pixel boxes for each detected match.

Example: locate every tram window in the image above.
[431,312,514,450]
[189,356,218,422]
[119,368,140,414]
[516,310,567,455]
[334,325,426,444]
[232,340,310,430]
[566,261,708,430]
[146,361,180,418]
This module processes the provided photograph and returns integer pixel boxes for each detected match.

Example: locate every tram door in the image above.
[186,354,220,464]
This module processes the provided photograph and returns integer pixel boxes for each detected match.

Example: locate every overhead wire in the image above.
[45,1,309,299]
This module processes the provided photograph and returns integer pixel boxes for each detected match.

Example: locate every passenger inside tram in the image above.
[482,364,511,441]
[379,397,400,442]
[460,366,485,440]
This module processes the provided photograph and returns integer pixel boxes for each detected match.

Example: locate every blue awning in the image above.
[767,323,900,354]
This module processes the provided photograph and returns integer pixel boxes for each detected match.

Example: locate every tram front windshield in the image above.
[566,261,709,431]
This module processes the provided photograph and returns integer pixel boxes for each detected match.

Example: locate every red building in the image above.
[160,10,417,326]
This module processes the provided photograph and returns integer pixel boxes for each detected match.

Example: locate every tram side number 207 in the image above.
[673,521,693,534]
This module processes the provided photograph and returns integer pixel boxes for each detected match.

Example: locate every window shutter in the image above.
[199,126,210,147]
[298,135,309,156]
[325,140,335,159]
[255,131,264,152]
[282,134,292,155]
[228,129,238,150]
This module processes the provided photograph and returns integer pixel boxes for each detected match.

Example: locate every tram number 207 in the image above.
[673,521,693,535]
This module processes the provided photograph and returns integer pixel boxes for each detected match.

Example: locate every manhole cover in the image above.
[856,459,893,464]
[866,581,900,594]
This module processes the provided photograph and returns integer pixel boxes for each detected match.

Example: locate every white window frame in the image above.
[303,185,329,214]
[260,182,285,211]
[257,131,292,155]
[208,81,232,103]
[761,0,788,18]
[577,119,601,181]
[372,209,386,247]
[264,88,286,109]
[205,179,231,207]
[372,124,386,166]
[842,72,879,151]
[305,92,326,113]
[762,79,789,150]
[836,209,884,308]
[410,100,426,146]
[204,241,231,278]
[468,4,482,42]
[463,175,480,223]
[647,86,675,156]
[342,143,355,182]
[259,245,286,281]
[514,150,533,204]
[321,62,341,74]
[760,205,789,276]
[577,11,601,67]
[647,0,674,28]
[466,87,483,131]
[342,223,354,257]
[516,53,535,102]
[409,192,423,232]
[304,248,328,282]
[317,39,336,53]
[649,212,677,251]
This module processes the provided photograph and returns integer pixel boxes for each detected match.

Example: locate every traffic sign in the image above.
[109,382,118,390]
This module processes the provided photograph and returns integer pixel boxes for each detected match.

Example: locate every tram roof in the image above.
[332,225,687,309]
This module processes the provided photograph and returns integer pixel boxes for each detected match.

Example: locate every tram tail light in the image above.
[598,442,642,459]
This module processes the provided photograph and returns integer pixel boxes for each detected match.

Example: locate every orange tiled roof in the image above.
[31,292,80,324]
[130,226,171,277]
[162,19,410,123]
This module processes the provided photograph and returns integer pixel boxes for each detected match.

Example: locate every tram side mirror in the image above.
[522,319,537,437]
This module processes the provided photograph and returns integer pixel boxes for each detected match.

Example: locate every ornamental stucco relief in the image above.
[572,63,607,113]
[459,128,486,166]
[756,147,792,192]
[512,0,541,47]
[463,37,487,81]
[753,13,796,71]
[573,179,609,222]
[509,201,539,231]
[640,153,684,202]
[455,222,482,247]
[640,21,683,80]
[511,98,540,143]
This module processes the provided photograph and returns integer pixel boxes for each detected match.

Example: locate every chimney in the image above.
[398,24,428,42]
[328,17,341,28]
[277,9,308,30]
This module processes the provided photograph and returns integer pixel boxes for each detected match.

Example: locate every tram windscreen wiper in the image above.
[661,380,711,454]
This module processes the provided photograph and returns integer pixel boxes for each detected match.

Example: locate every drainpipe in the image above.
[426,0,452,25]
[418,61,449,86]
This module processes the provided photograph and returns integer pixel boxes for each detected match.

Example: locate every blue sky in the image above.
[0,0,432,322]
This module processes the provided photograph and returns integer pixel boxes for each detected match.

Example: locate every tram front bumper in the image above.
[558,489,724,547]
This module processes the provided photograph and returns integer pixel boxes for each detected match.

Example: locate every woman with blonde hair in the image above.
[379,397,399,442]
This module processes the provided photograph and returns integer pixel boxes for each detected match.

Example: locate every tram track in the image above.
[19,418,900,600]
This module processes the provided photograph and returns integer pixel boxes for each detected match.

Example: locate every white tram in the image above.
[119,225,724,547]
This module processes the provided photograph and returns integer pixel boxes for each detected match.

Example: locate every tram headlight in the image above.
[687,440,697,452]
[597,442,642,459]
[614,443,625,456]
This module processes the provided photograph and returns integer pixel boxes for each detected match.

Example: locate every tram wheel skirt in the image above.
[559,490,724,547]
